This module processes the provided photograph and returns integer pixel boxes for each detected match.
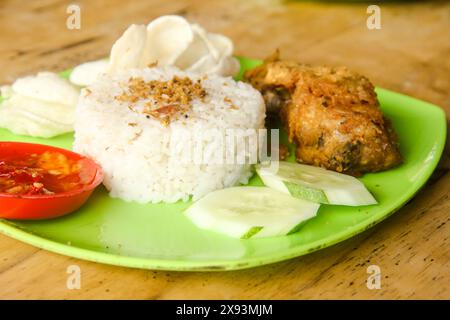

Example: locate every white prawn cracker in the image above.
[0,72,79,138]
[106,15,240,77]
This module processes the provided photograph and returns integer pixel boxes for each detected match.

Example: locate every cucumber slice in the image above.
[256,161,377,206]
[184,186,320,239]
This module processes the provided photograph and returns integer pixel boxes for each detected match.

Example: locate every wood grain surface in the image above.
[0,0,449,300]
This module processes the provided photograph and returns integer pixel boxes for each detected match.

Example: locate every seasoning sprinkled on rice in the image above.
[115,76,207,126]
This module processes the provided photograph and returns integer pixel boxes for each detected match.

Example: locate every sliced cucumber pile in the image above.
[256,161,377,206]
[185,186,320,239]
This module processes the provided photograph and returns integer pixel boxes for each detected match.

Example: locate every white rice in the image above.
[73,67,265,203]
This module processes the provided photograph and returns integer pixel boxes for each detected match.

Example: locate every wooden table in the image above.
[0,0,449,300]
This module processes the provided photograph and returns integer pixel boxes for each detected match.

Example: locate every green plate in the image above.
[0,58,446,271]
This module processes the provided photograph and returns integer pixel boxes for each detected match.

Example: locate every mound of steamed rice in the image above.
[73,67,265,203]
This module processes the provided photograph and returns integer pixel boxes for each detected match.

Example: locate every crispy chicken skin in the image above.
[245,54,402,176]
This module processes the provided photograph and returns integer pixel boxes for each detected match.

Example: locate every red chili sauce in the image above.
[0,151,91,196]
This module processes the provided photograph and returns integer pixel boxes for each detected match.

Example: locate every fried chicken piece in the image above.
[245,54,402,176]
